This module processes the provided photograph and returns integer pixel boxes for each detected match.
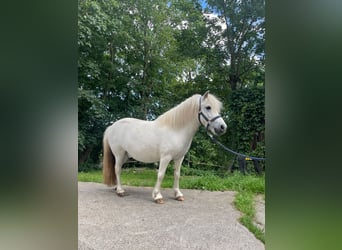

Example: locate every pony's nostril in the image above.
[220,125,225,131]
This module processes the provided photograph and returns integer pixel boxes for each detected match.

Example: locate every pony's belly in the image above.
[125,140,160,163]
[127,150,159,163]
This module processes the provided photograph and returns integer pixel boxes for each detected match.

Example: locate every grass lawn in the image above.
[78,167,265,243]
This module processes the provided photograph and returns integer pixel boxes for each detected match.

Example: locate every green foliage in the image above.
[188,132,231,171]
[229,87,265,163]
[78,88,110,168]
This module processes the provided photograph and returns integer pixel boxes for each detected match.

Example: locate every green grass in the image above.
[78,167,265,243]
[78,167,264,192]
[235,192,265,243]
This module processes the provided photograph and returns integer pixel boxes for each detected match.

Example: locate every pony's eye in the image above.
[205,106,211,110]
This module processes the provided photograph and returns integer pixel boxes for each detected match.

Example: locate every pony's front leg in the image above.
[173,157,184,201]
[153,156,171,204]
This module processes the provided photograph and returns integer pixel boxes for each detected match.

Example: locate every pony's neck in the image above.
[155,94,201,133]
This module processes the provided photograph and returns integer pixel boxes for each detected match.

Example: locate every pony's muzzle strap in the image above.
[198,111,222,130]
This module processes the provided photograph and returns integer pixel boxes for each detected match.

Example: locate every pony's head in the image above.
[198,91,227,136]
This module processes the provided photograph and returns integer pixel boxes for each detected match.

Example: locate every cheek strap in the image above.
[198,96,221,130]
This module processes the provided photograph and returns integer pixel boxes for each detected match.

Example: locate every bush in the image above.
[228,87,265,167]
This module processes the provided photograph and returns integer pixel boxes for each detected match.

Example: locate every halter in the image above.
[198,96,222,131]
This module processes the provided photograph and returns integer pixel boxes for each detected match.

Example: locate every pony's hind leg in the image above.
[114,150,128,197]
[173,157,184,201]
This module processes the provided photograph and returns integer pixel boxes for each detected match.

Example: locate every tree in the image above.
[78,88,109,167]
[204,0,265,90]
[78,0,120,167]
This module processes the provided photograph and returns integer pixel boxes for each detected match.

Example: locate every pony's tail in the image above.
[103,134,116,186]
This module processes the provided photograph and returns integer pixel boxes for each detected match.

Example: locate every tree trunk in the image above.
[229,74,239,90]
[79,146,93,164]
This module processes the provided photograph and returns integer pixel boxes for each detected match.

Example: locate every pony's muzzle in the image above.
[220,124,227,133]
[214,123,227,135]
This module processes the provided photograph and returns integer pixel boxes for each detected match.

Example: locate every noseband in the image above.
[198,96,222,130]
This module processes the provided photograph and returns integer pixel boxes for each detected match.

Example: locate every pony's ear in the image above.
[203,91,210,99]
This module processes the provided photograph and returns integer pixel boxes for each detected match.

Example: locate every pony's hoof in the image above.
[116,192,126,197]
[155,198,165,204]
[176,196,185,201]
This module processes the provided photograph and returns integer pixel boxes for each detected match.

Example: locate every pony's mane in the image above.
[156,93,222,129]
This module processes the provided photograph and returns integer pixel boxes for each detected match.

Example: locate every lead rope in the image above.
[207,132,266,161]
